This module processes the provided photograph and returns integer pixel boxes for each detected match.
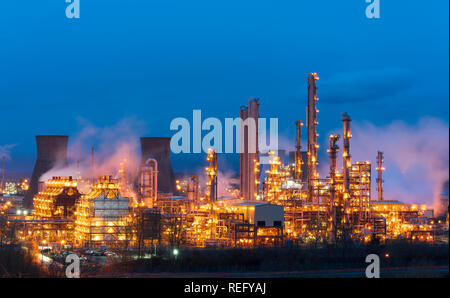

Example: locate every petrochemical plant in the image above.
[0,73,448,255]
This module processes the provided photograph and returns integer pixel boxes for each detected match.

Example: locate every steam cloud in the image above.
[40,117,147,190]
[197,169,239,198]
[39,114,449,213]
[351,117,449,209]
[318,117,449,211]
[0,144,17,161]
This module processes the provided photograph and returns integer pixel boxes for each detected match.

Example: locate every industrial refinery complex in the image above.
[0,73,448,263]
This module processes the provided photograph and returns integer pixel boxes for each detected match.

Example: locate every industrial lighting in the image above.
[14,73,439,251]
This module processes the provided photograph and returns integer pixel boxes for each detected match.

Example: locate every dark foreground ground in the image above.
[94,242,448,278]
[1,242,448,277]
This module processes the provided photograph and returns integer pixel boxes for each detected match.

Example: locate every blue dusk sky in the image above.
[0,0,448,186]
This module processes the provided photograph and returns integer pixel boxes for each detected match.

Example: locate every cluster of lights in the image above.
[16,209,28,216]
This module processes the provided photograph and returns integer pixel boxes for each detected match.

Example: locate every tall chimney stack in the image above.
[240,97,260,200]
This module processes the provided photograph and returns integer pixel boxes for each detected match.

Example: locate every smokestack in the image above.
[140,137,175,194]
[24,135,69,208]
[240,97,260,200]
[240,105,249,201]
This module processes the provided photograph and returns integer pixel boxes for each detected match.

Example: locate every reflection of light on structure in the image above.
[263,151,287,204]
[74,176,134,249]
[342,113,352,192]
[307,73,320,190]
[3,182,18,195]
[187,176,199,209]
[21,179,29,191]
[21,176,81,246]
[371,201,433,240]
[327,134,340,242]
[139,158,158,208]
[295,120,304,181]
[33,176,80,219]
[376,151,385,201]
[206,148,218,239]
[206,149,218,205]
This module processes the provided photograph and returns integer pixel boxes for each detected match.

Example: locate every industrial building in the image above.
[74,176,135,249]
[3,73,447,253]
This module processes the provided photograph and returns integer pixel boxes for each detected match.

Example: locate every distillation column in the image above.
[342,113,352,194]
[139,158,158,208]
[1,157,5,194]
[206,148,218,205]
[341,113,352,238]
[295,120,303,180]
[327,134,340,242]
[206,148,218,239]
[187,176,199,210]
[376,151,385,201]
[307,73,319,201]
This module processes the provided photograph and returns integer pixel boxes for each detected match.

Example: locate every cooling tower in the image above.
[140,137,175,194]
[24,135,69,208]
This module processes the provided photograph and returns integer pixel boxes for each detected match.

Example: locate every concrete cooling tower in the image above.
[140,137,175,194]
[24,135,69,208]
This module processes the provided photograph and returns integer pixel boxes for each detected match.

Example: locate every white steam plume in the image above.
[40,117,147,191]
[318,117,448,211]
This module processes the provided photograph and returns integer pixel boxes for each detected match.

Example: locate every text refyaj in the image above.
[184,282,266,295]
